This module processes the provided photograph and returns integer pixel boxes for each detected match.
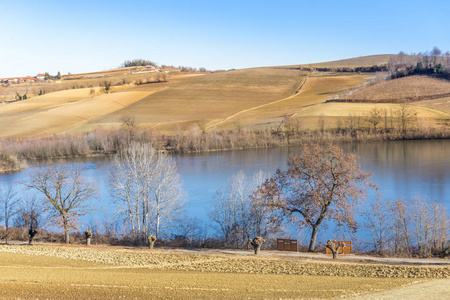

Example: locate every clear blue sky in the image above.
[1,0,449,77]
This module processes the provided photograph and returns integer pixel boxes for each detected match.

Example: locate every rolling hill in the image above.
[0,55,448,138]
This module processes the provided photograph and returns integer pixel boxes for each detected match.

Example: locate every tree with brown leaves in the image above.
[25,164,96,244]
[258,144,375,252]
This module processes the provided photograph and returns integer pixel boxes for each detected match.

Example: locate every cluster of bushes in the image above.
[122,59,156,68]
[388,47,450,79]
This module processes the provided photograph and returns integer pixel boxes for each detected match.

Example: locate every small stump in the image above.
[326,239,345,259]
[28,229,37,245]
[85,230,93,246]
[250,236,264,255]
[148,235,157,250]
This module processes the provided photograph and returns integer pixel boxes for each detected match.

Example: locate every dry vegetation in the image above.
[0,244,447,299]
[346,76,450,102]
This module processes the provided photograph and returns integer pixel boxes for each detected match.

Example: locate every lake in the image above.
[1,139,449,245]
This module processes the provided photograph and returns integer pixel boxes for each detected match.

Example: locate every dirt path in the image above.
[345,279,450,299]
[206,77,309,130]
[174,248,450,266]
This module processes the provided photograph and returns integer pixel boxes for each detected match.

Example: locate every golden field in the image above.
[347,75,450,102]
[1,56,449,138]
[1,244,448,299]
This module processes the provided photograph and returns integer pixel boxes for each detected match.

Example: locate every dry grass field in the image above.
[211,74,371,130]
[413,97,450,114]
[1,55,449,137]
[0,91,153,137]
[83,67,306,132]
[279,54,394,69]
[347,76,450,102]
[0,88,101,114]
[1,244,448,299]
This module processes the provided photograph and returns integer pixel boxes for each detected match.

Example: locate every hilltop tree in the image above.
[258,143,375,252]
[25,164,96,244]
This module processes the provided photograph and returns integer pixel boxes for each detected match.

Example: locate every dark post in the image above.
[28,229,37,245]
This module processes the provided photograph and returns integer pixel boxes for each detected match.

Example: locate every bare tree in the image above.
[152,154,185,239]
[14,194,47,240]
[362,197,393,254]
[110,142,185,244]
[394,103,417,134]
[25,164,96,244]
[365,107,383,130]
[258,143,375,252]
[210,171,278,248]
[0,185,19,244]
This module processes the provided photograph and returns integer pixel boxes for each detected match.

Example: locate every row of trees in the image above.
[389,47,450,78]
[122,59,156,68]
[364,197,448,256]
[0,142,185,245]
[1,143,448,256]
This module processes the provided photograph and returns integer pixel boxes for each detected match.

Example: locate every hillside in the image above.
[346,76,450,102]
[278,54,395,69]
[0,55,449,138]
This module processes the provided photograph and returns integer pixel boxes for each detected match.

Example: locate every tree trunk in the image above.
[156,214,160,240]
[86,237,91,246]
[5,223,8,245]
[149,240,155,250]
[308,226,319,252]
[254,244,261,255]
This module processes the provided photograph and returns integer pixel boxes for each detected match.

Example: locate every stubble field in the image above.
[0,244,449,299]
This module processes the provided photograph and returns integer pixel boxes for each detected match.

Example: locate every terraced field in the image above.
[1,245,448,299]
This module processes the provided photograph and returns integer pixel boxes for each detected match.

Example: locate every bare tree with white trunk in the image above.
[110,142,185,244]
[25,164,96,244]
[0,185,19,244]
[210,170,280,248]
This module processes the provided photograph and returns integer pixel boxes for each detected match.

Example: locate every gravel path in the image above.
[344,279,450,299]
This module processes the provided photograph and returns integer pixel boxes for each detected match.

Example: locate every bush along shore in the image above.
[0,123,449,172]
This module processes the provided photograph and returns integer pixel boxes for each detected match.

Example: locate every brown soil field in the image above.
[279,54,394,69]
[1,244,448,299]
[347,76,450,102]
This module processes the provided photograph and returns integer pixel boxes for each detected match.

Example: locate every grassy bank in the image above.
[0,125,449,172]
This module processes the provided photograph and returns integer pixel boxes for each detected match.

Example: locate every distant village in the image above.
[0,73,62,85]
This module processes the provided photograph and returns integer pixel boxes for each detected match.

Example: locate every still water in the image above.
[1,140,449,243]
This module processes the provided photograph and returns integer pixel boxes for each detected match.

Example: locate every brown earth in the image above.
[0,244,448,299]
